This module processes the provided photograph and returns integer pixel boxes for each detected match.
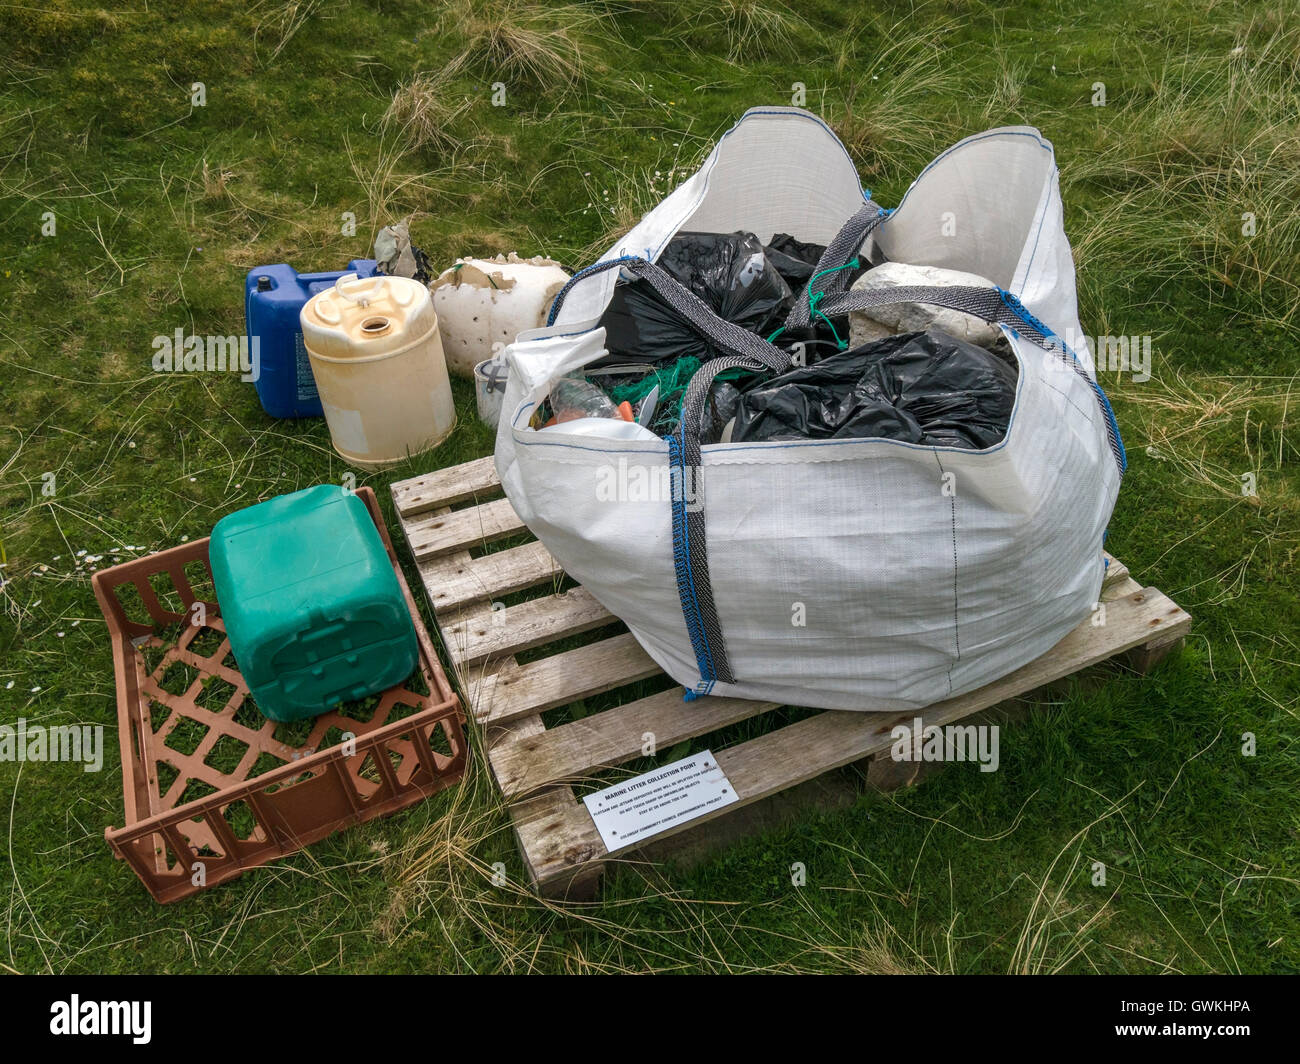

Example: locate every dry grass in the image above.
[383,71,473,157]
[251,0,325,67]
[709,0,811,62]
[1067,19,1300,324]
[200,158,236,202]
[1124,369,1297,496]
[374,717,771,973]
[1007,792,1129,975]
[441,0,609,90]
[1118,366,1298,606]
[569,159,688,264]
[823,25,965,180]
[980,55,1031,125]
[344,132,454,249]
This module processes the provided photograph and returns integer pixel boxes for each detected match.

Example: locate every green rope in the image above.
[809,291,844,349]
[805,258,859,351]
[766,259,861,350]
[807,258,861,290]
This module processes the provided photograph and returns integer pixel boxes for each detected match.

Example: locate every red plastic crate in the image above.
[93,487,466,903]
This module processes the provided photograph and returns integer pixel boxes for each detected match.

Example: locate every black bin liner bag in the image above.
[730,329,1019,450]
[598,231,794,364]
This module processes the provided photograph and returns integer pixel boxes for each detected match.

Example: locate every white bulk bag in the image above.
[494,107,1125,711]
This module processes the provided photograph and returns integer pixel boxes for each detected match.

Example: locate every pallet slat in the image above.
[475,632,661,727]
[392,455,501,517]
[418,540,561,611]
[1101,553,1129,590]
[492,585,1190,799]
[514,586,1192,888]
[491,688,778,797]
[439,587,615,667]
[406,497,526,560]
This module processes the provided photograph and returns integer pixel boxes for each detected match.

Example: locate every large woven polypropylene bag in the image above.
[495,107,1125,711]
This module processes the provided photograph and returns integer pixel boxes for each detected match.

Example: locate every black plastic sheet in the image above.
[762,233,826,288]
[728,330,1019,449]
[599,231,793,364]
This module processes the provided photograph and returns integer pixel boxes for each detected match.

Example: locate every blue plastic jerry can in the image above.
[245,260,379,418]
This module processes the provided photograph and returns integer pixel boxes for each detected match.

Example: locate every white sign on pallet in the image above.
[582,751,738,851]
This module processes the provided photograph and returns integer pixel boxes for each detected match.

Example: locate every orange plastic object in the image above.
[93,487,466,904]
[543,400,636,428]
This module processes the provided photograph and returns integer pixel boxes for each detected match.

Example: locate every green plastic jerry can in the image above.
[209,485,418,722]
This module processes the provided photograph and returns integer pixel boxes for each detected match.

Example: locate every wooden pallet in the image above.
[392,456,1191,899]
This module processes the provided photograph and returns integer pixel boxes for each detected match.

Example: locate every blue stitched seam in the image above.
[546,255,642,326]
[997,289,1128,475]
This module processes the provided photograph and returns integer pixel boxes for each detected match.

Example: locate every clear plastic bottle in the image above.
[549,376,621,423]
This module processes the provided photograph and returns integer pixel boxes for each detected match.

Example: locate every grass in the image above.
[0,0,1297,974]
[383,70,474,157]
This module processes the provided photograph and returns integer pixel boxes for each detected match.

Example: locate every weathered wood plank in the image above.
[392,456,501,517]
[507,763,606,900]
[517,586,1191,888]
[405,497,527,560]
[491,688,779,797]
[417,540,561,612]
[1123,633,1186,673]
[474,632,660,726]
[1101,553,1129,593]
[439,587,614,668]
[636,772,859,869]
[1102,576,1142,600]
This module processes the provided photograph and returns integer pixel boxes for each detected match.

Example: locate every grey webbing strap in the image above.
[620,258,791,369]
[784,200,886,329]
[815,285,1055,346]
[542,247,1065,694]
[549,255,790,366]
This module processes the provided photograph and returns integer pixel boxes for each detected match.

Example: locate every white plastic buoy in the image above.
[847,262,1005,350]
[300,274,456,469]
[431,253,569,378]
